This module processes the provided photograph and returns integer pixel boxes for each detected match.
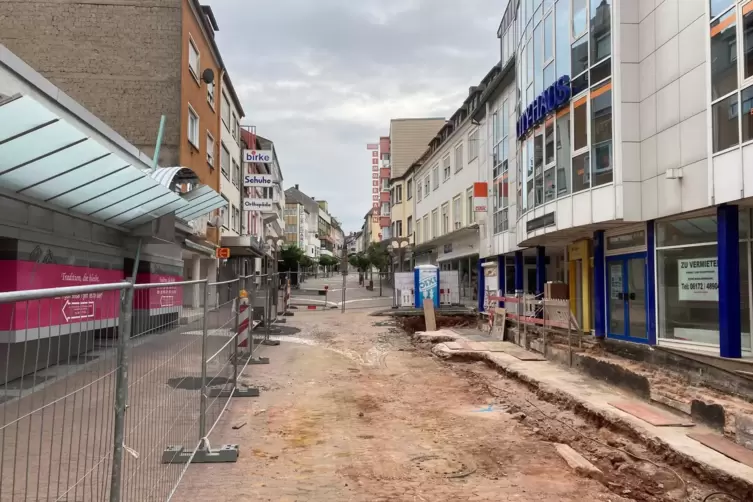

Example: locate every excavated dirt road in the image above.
[173,308,729,502]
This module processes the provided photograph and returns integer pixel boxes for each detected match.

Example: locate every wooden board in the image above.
[483,341,546,360]
[688,432,753,468]
[609,400,695,427]
[423,298,437,332]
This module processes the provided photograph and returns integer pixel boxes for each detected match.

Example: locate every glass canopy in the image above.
[0,94,188,229]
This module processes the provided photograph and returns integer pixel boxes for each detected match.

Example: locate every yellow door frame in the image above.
[567,239,592,332]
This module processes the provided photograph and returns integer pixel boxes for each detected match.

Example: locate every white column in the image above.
[207,258,219,308]
[191,255,201,308]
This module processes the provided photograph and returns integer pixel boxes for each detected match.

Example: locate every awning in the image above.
[150,167,227,222]
[0,94,188,229]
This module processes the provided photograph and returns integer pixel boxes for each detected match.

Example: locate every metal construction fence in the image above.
[0,272,280,502]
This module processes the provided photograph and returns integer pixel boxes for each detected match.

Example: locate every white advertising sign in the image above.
[242,149,273,163]
[473,198,488,212]
[243,199,274,211]
[678,258,719,302]
[243,173,276,187]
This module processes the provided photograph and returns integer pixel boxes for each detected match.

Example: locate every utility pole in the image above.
[341,245,348,313]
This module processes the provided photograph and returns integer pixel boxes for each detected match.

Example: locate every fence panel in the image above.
[0,282,129,502]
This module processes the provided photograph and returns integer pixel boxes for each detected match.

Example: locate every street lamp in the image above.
[390,238,412,272]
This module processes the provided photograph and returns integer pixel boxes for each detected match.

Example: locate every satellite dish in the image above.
[202,68,215,84]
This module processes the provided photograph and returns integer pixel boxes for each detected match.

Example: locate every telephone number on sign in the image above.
[681,282,718,291]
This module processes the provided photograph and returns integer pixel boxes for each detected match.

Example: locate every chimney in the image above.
[295,184,299,189]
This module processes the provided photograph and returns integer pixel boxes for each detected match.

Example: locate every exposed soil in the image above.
[172,280,743,502]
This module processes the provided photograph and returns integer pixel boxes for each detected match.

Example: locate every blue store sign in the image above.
[516,75,571,140]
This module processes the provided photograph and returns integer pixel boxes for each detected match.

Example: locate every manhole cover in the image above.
[411,454,473,477]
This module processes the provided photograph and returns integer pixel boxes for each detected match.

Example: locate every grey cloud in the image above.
[206,0,502,231]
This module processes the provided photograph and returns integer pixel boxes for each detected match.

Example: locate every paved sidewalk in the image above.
[420,329,753,498]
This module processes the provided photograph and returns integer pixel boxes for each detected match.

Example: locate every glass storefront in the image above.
[509,0,613,219]
[656,212,752,352]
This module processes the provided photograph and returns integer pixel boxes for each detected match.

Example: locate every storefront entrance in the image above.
[607,253,648,342]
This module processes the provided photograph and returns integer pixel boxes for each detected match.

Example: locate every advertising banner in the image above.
[134,273,183,312]
[473,182,488,212]
[243,149,273,163]
[414,265,439,308]
[243,199,274,211]
[243,173,276,187]
[678,258,719,301]
[0,261,122,337]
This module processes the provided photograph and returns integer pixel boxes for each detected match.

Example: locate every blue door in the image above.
[607,253,648,343]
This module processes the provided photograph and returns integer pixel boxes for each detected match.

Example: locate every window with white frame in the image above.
[207,80,215,108]
[395,219,403,237]
[407,216,413,239]
[468,129,479,163]
[221,92,231,129]
[417,178,423,201]
[231,114,238,141]
[441,203,449,235]
[188,37,200,81]
[231,204,238,232]
[187,105,199,147]
[220,142,230,179]
[424,176,430,197]
[709,1,753,153]
[432,165,439,190]
[394,184,403,204]
[382,178,389,191]
[453,195,462,230]
[206,132,215,167]
[454,143,464,174]
[466,187,474,226]
[407,178,413,200]
[221,197,229,228]
[415,218,422,244]
[232,159,240,187]
[423,214,429,241]
[443,155,451,182]
[381,202,390,216]
[431,209,439,238]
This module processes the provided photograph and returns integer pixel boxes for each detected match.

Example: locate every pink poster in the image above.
[133,273,183,311]
[0,260,123,332]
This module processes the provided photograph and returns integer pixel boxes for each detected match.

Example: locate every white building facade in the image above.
[219,74,244,238]
[474,0,752,359]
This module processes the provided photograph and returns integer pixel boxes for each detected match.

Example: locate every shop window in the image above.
[555,0,571,77]
[527,138,535,211]
[712,93,739,152]
[742,85,753,142]
[657,216,718,247]
[573,95,588,151]
[710,9,738,100]
[556,112,571,196]
[572,0,587,37]
[572,151,590,193]
[744,2,753,80]
[571,35,589,77]
[591,81,613,187]
[590,0,611,64]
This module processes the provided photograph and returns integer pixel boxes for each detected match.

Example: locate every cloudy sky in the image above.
[206,0,505,232]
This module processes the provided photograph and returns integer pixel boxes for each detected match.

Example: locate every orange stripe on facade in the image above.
[744,1,753,16]
[590,81,612,100]
[573,96,587,108]
[556,108,569,118]
[710,12,736,37]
